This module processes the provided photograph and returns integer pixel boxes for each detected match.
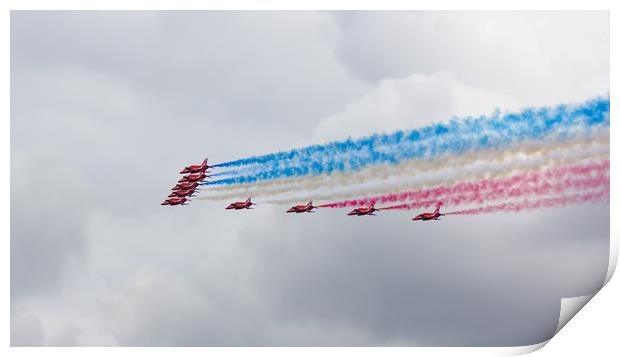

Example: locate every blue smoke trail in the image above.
[206,97,609,187]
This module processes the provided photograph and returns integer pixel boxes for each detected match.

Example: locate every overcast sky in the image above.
[11,11,609,346]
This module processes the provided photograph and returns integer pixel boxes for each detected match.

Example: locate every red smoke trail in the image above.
[443,189,609,216]
[377,175,609,211]
[317,160,609,209]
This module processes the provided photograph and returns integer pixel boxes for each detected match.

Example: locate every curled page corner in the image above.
[555,293,597,335]
[544,245,615,344]
[540,238,617,349]
[498,293,599,356]
[506,236,616,355]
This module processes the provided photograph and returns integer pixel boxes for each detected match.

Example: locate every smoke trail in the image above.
[317,160,609,209]
[204,151,608,204]
[201,131,609,201]
[208,97,609,185]
[206,131,609,194]
[443,189,609,216]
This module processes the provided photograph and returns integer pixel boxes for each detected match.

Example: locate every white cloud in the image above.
[316,11,609,142]
[332,11,609,105]
[313,70,521,142]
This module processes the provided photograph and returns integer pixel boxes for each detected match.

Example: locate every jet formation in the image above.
[162,158,447,221]
[161,159,211,206]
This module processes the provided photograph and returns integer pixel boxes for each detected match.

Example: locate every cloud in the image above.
[82,203,609,346]
[9,10,366,300]
[10,151,94,299]
[331,11,609,105]
[11,308,46,346]
[11,11,370,156]
[313,70,521,142]
[48,324,83,346]
[242,205,608,346]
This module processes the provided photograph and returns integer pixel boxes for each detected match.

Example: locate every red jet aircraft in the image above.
[412,204,443,221]
[161,197,190,206]
[178,172,209,183]
[180,158,211,174]
[286,201,318,213]
[347,202,379,216]
[168,188,198,198]
[225,197,256,210]
[172,182,201,191]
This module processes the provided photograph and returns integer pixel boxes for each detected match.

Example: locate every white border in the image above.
[2,0,618,10]
[3,1,617,356]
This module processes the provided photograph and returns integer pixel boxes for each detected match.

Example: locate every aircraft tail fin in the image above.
[308,201,313,207]
[369,202,375,208]
[434,202,443,214]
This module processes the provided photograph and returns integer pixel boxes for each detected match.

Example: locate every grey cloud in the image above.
[11,309,46,346]
[11,11,369,139]
[239,205,608,346]
[11,152,94,299]
[88,203,608,346]
[48,324,83,346]
[10,10,368,302]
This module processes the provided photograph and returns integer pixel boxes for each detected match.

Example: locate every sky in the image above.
[10,11,610,346]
